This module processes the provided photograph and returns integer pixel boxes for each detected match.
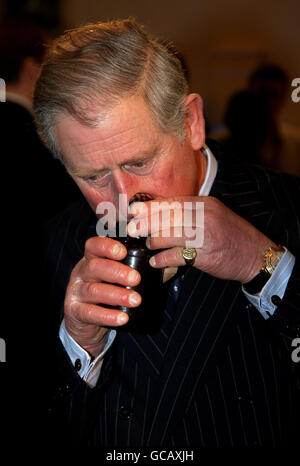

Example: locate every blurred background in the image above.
[0,0,299,177]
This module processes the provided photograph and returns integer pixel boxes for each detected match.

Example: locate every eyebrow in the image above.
[67,166,108,178]
[66,145,160,178]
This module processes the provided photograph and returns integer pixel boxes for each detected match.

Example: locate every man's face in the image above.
[55,94,204,218]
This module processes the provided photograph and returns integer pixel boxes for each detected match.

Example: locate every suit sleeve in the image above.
[40,202,112,446]
[42,333,115,446]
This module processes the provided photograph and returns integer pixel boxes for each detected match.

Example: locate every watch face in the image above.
[264,248,283,274]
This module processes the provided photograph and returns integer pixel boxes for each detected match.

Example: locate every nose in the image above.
[111,170,139,212]
[112,169,134,196]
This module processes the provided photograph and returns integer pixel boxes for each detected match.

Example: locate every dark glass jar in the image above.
[115,193,164,331]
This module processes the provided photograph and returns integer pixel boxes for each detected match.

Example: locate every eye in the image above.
[123,158,156,176]
[88,175,100,181]
[83,170,111,187]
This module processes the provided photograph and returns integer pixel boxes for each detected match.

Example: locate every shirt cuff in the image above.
[242,248,296,319]
[59,319,116,387]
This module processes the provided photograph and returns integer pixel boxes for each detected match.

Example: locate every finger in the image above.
[78,281,142,308]
[128,204,183,237]
[128,203,204,237]
[70,301,129,327]
[129,196,202,218]
[84,236,127,260]
[148,246,190,268]
[80,257,141,286]
[145,226,204,249]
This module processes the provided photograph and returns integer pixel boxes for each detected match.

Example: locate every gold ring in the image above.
[182,247,197,266]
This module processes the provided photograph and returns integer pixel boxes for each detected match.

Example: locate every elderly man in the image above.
[34,19,300,447]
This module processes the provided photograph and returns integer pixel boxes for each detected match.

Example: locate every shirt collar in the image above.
[198,143,218,196]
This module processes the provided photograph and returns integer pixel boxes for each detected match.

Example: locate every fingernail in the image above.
[112,243,123,257]
[117,313,128,324]
[128,269,139,283]
[149,256,156,267]
[128,293,140,306]
[127,220,138,237]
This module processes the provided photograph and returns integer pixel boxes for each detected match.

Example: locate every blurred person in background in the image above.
[0,19,81,445]
[209,64,300,177]
[219,90,271,164]
[0,18,81,222]
[248,64,300,176]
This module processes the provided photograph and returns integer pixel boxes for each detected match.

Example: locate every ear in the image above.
[183,93,205,150]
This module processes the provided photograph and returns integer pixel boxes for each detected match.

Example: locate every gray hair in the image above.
[33,18,189,161]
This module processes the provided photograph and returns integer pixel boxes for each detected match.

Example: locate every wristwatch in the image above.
[243,246,285,295]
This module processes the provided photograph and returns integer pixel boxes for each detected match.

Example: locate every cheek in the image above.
[153,161,196,198]
[75,182,109,212]
[85,191,103,211]
[172,156,198,195]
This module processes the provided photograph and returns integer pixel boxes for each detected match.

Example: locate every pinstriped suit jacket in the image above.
[43,141,300,447]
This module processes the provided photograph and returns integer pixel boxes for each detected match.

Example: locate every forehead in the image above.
[55,95,164,170]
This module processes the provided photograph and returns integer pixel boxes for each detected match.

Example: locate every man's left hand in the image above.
[127,196,276,284]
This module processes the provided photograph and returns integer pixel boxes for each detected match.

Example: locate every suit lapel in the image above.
[146,266,246,445]
[116,275,182,380]
[210,155,291,236]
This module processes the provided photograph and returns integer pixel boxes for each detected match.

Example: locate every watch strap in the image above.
[243,268,271,294]
[243,246,285,295]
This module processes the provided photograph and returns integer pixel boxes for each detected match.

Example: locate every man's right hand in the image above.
[64,236,141,358]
